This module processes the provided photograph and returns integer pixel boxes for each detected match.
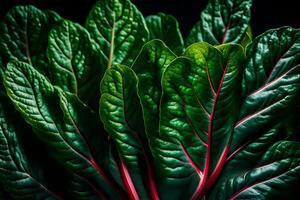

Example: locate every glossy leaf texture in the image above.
[0,5,61,76]
[1,0,300,199]
[86,0,149,68]
[100,64,159,200]
[3,61,121,199]
[240,26,252,48]
[186,0,252,46]
[156,43,244,199]
[210,141,300,199]
[146,13,184,55]
[208,26,300,200]
[0,99,59,200]
[232,27,300,152]
[209,124,284,197]
[242,27,300,95]
[132,39,176,139]
[47,20,103,104]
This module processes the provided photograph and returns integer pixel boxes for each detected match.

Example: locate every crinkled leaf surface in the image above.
[3,61,120,199]
[232,27,300,152]
[209,124,284,197]
[47,20,103,103]
[0,1,300,199]
[0,5,61,75]
[0,99,59,200]
[210,141,300,200]
[156,43,244,199]
[186,0,252,46]
[100,64,158,200]
[146,13,184,54]
[86,0,149,68]
[207,26,300,200]
[242,27,300,95]
[132,39,176,139]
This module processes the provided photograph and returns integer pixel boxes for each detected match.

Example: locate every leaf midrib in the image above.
[108,21,115,68]
[192,64,229,199]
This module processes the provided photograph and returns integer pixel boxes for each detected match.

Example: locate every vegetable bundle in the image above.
[0,0,299,199]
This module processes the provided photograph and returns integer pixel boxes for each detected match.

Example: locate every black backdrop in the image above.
[0,0,299,38]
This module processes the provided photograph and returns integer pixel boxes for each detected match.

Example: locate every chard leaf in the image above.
[0,99,59,199]
[157,43,244,199]
[146,13,184,54]
[211,27,300,199]
[209,124,285,198]
[186,0,252,46]
[132,39,176,139]
[100,64,158,199]
[225,124,283,175]
[242,27,300,95]
[86,0,149,68]
[47,20,103,103]
[58,92,110,169]
[0,5,61,75]
[232,27,300,152]
[3,61,120,199]
[210,141,300,199]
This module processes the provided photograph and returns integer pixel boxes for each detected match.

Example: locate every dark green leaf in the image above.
[100,64,158,199]
[47,20,103,103]
[86,0,149,68]
[0,99,59,199]
[156,43,244,199]
[186,0,252,46]
[209,27,300,199]
[210,141,300,199]
[242,27,300,95]
[227,124,283,174]
[232,27,300,152]
[132,39,176,139]
[209,124,284,198]
[58,92,110,168]
[146,13,184,54]
[4,61,120,199]
[0,5,61,75]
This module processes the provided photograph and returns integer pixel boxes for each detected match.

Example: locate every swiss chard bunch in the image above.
[0,0,299,199]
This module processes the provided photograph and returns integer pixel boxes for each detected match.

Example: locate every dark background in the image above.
[0,0,299,38]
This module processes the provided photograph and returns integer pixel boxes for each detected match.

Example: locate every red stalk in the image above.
[192,65,228,199]
[119,158,140,200]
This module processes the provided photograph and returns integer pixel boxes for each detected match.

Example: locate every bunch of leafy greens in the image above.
[0,0,299,199]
